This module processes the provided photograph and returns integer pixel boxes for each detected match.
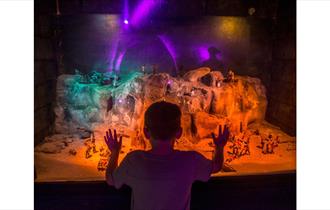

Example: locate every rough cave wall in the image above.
[34,1,58,145]
[266,0,296,136]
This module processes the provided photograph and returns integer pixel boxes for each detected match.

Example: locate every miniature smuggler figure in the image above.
[216,80,221,87]
[227,70,235,82]
[69,149,77,156]
[99,146,110,158]
[166,82,171,95]
[266,135,279,154]
[97,158,108,171]
[141,64,146,75]
[104,101,230,210]
[85,146,93,159]
[224,70,236,83]
[91,132,98,153]
[233,142,240,157]
[84,133,98,159]
[152,64,157,74]
[261,136,269,154]
[240,141,250,156]
[266,137,275,154]
[261,134,276,154]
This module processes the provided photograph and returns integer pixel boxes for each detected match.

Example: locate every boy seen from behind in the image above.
[105,101,229,210]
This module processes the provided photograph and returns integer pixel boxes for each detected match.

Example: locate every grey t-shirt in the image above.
[112,150,212,210]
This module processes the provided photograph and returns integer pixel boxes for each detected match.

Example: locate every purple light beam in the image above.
[131,0,158,26]
[114,50,126,72]
[158,35,178,73]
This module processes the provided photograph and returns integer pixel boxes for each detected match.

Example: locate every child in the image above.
[104,101,229,210]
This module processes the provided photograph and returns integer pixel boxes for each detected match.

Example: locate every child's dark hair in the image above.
[144,101,182,140]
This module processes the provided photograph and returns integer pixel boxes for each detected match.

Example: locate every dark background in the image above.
[34,0,296,145]
[35,173,296,210]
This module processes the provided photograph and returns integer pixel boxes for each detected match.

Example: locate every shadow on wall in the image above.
[119,36,177,75]
[201,47,226,73]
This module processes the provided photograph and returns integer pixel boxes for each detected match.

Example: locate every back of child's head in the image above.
[144,101,182,141]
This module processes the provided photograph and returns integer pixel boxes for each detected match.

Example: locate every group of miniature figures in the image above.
[140,64,159,75]
[226,134,250,163]
[258,133,279,154]
[81,132,111,171]
[225,125,281,163]
[75,69,120,87]
[84,132,98,159]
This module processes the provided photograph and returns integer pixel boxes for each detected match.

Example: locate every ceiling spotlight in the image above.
[248,7,256,16]
[124,19,129,24]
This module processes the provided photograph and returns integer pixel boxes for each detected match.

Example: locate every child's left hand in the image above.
[104,129,122,153]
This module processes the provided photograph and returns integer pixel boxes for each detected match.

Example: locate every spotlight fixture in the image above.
[248,7,256,16]
[124,19,129,24]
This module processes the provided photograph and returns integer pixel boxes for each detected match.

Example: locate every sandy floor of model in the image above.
[35,121,296,182]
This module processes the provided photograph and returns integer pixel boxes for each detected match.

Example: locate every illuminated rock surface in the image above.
[35,68,295,181]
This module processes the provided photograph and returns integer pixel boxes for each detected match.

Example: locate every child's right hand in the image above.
[104,129,122,154]
[211,125,230,149]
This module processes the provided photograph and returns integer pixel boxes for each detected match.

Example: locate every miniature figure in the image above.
[261,136,268,154]
[106,95,113,113]
[152,64,158,74]
[216,80,221,87]
[275,136,280,146]
[254,129,260,136]
[141,65,146,75]
[63,107,71,122]
[266,135,279,154]
[240,121,243,133]
[260,134,278,154]
[91,132,98,153]
[224,70,236,83]
[84,133,98,159]
[240,141,250,156]
[166,83,171,95]
[97,158,108,171]
[99,146,110,158]
[62,141,69,147]
[225,157,233,163]
[134,130,146,150]
[228,70,234,81]
[85,147,92,159]
[229,140,240,158]
[69,149,77,156]
[113,74,118,87]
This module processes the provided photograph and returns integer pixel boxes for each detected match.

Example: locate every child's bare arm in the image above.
[104,129,122,186]
[211,125,230,173]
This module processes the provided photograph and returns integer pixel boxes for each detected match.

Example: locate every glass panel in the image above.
[35,15,296,182]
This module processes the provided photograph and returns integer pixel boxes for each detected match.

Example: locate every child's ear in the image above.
[143,127,151,139]
[175,127,183,139]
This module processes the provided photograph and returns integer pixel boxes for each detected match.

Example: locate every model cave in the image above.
[35,67,295,181]
[34,0,296,182]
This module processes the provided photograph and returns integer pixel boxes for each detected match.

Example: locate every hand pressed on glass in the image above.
[104,129,122,153]
[211,124,230,149]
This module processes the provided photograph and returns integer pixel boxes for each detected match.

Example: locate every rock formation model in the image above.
[34,67,295,181]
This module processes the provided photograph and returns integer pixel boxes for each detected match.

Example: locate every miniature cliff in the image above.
[35,68,296,181]
[54,67,267,146]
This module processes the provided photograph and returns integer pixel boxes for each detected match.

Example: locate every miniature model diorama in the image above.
[35,67,296,181]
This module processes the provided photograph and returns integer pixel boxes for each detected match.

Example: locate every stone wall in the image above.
[266,0,296,136]
[34,8,58,145]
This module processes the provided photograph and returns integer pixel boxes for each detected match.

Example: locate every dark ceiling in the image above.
[35,0,296,19]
